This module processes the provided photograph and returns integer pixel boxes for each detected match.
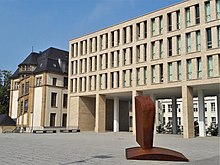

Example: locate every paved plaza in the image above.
[0,132,219,165]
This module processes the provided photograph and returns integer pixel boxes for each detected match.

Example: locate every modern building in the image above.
[9,47,69,132]
[158,96,218,129]
[68,0,220,138]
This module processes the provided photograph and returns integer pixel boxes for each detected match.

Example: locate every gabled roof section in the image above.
[18,52,39,66]
[10,68,19,79]
[0,114,16,126]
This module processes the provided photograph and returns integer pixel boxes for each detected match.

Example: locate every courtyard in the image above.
[0,132,219,165]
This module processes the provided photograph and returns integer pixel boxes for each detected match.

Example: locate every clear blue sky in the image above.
[0,0,181,73]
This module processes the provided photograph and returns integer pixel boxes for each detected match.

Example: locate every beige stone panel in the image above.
[192,58,197,80]
[155,64,160,83]
[210,0,217,20]
[213,55,219,77]
[182,85,194,138]
[190,6,195,26]
[95,94,106,132]
[202,55,208,80]
[212,27,218,49]
[172,12,177,31]
[126,26,131,43]
[41,73,47,127]
[68,96,79,128]
[140,22,144,40]
[173,62,178,82]
[191,31,196,53]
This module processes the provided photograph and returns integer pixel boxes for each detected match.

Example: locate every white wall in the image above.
[11,90,18,119]
[33,87,43,129]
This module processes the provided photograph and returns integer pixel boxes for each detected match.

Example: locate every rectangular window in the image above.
[152,18,156,36]
[187,59,192,80]
[24,99,28,113]
[185,7,190,27]
[50,113,56,127]
[159,16,163,34]
[64,77,68,88]
[123,70,126,87]
[217,0,220,19]
[168,63,172,81]
[176,11,180,29]
[196,31,201,51]
[130,69,132,86]
[197,57,202,79]
[144,67,147,84]
[218,26,220,47]
[208,56,213,77]
[152,65,156,83]
[137,23,140,39]
[22,84,25,95]
[177,35,181,55]
[63,94,68,108]
[160,64,163,82]
[205,1,211,22]
[20,101,23,115]
[211,117,216,124]
[205,103,207,111]
[152,42,156,59]
[137,68,140,85]
[211,102,215,112]
[186,33,191,53]
[177,61,182,80]
[168,104,172,112]
[52,78,57,86]
[144,44,147,61]
[159,40,163,58]
[62,114,67,127]
[207,28,212,49]
[193,103,198,112]
[51,92,57,107]
[177,104,181,112]
[162,105,166,113]
[168,13,172,31]
[123,49,126,65]
[25,81,29,94]
[195,4,200,24]
[137,45,140,63]
[168,37,172,56]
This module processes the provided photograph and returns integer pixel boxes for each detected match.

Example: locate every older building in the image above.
[68,0,220,138]
[9,47,68,132]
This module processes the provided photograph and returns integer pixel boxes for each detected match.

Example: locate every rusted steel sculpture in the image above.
[126,96,189,161]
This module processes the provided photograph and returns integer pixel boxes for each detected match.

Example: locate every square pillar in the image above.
[217,94,220,136]
[198,90,206,137]
[114,97,119,132]
[95,94,106,133]
[172,97,178,134]
[182,85,195,138]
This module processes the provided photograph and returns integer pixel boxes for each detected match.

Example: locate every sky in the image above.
[0,0,181,73]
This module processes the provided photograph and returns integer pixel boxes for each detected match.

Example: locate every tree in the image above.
[0,70,12,114]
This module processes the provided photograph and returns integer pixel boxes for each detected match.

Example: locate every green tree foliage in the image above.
[0,70,12,114]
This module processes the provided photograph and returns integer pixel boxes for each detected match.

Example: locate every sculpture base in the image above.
[126,147,189,162]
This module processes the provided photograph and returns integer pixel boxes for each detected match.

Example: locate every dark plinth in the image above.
[125,96,189,162]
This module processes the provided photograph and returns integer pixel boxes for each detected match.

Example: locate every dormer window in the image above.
[26,65,30,71]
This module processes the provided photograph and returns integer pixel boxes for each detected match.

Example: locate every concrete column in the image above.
[114,97,119,132]
[92,37,96,52]
[73,44,77,57]
[95,94,106,132]
[198,90,206,137]
[132,91,143,134]
[172,97,178,134]
[82,40,86,55]
[114,51,118,67]
[82,77,85,92]
[102,34,107,50]
[127,48,131,65]
[92,56,95,71]
[182,85,194,138]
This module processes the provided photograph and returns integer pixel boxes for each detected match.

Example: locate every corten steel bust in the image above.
[125,96,189,161]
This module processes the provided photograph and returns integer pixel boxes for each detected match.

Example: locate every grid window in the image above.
[137,68,140,85]
[206,28,212,49]
[162,105,165,113]
[22,84,25,95]
[130,69,133,86]
[168,104,172,112]
[168,63,172,81]
[187,59,192,80]
[137,45,140,63]
[194,103,198,112]
[186,33,191,53]
[25,81,29,94]
[205,1,211,22]
[123,70,126,87]
[160,64,163,82]
[196,31,201,51]
[185,7,190,27]
[144,67,147,84]
[24,99,28,113]
[177,104,181,112]
[20,101,23,115]
[52,78,57,86]
[212,117,216,124]
[208,56,213,77]
[195,4,200,24]
[197,57,202,79]
[137,23,140,39]
[36,77,42,86]
[211,102,215,112]
[144,44,147,61]
[63,94,68,108]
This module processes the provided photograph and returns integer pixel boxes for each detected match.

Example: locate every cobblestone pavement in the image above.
[0,132,219,165]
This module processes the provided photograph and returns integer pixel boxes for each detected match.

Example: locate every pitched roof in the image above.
[11,47,68,78]
[0,114,16,126]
